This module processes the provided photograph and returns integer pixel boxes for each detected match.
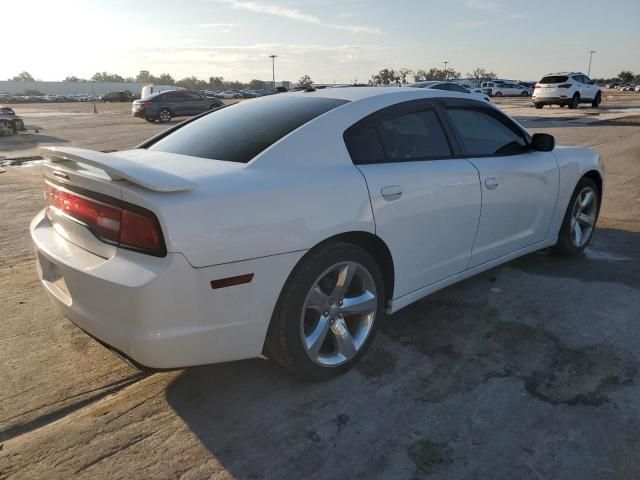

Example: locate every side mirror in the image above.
[531,133,555,152]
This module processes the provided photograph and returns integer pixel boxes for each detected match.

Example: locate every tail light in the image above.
[140,101,152,107]
[44,181,165,256]
[535,83,542,88]
[558,84,572,89]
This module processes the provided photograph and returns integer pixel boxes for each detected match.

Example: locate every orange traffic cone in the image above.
[93,102,98,114]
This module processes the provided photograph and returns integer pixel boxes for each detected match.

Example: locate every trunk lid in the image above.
[40,147,243,257]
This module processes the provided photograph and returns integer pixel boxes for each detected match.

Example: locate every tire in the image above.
[495,91,502,97]
[144,116,156,123]
[0,120,14,136]
[266,241,385,380]
[158,108,172,123]
[552,177,599,256]
[534,103,544,109]
[521,91,529,97]
[592,92,602,108]
[559,104,566,108]
[568,93,580,109]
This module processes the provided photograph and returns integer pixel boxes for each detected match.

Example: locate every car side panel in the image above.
[120,164,375,268]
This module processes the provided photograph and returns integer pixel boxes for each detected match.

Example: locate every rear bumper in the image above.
[30,209,303,368]
[532,96,572,106]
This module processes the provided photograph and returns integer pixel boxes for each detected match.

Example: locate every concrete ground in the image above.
[1,93,640,479]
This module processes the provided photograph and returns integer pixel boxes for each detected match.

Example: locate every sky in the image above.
[4,0,639,83]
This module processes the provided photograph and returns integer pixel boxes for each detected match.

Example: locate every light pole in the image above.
[443,61,449,80]
[587,50,596,77]
[269,55,278,89]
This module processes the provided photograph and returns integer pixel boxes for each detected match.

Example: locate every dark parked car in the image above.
[132,90,224,123]
[102,91,135,102]
[0,106,25,135]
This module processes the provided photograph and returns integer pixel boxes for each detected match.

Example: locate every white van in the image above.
[141,84,185,99]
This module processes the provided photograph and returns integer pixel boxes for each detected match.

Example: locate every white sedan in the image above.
[31,87,603,379]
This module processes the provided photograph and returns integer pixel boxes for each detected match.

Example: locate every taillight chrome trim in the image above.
[44,179,167,257]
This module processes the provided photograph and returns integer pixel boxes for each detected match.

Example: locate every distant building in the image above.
[0,80,144,96]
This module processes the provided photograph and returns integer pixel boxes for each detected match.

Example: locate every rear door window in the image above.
[344,127,386,165]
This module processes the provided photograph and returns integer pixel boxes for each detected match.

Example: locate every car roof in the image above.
[408,81,441,87]
[281,86,473,103]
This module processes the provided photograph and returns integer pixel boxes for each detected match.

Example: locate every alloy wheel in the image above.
[570,187,597,248]
[300,261,377,366]
[159,109,171,122]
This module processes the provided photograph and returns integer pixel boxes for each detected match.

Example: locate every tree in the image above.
[369,68,399,86]
[63,76,87,82]
[397,68,414,85]
[634,74,640,84]
[208,76,225,89]
[156,73,175,85]
[12,71,35,82]
[248,79,265,89]
[91,72,125,82]
[413,67,460,82]
[298,75,313,88]
[618,70,634,83]
[467,67,497,85]
[175,76,208,90]
[136,70,152,83]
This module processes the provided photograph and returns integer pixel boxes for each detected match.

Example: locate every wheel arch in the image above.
[297,231,395,306]
[583,169,603,205]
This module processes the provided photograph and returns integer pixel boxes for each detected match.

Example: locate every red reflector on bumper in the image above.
[211,274,254,289]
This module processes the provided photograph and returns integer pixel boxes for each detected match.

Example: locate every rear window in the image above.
[145,96,348,163]
[540,76,568,84]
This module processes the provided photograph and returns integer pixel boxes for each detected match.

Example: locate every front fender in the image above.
[547,146,603,237]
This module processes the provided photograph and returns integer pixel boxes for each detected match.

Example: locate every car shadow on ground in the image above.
[0,132,69,153]
[165,227,640,479]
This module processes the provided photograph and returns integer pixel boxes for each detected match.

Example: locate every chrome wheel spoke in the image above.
[341,291,376,316]
[306,316,331,357]
[578,212,595,226]
[573,221,583,245]
[306,286,330,312]
[331,262,357,299]
[332,319,357,359]
[580,191,593,208]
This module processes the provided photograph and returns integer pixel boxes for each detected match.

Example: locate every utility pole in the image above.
[587,50,596,77]
[269,55,277,89]
[443,61,449,80]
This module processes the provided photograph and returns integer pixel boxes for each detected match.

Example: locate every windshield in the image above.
[145,96,348,163]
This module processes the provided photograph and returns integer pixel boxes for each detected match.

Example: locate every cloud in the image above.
[219,0,381,34]
[455,20,487,29]
[197,22,237,32]
[464,0,498,10]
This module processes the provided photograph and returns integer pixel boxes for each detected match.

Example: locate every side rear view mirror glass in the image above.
[531,133,555,152]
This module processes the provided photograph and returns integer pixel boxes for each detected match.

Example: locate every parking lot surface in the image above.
[1,93,640,479]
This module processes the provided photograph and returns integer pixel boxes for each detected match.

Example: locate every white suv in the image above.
[532,72,602,109]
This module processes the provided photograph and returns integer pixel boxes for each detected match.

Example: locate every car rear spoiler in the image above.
[40,147,197,192]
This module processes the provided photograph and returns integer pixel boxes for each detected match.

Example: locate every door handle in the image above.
[484,177,499,190]
[381,185,402,201]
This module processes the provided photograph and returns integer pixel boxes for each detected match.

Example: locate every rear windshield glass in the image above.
[145,96,348,163]
[540,76,568,84]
